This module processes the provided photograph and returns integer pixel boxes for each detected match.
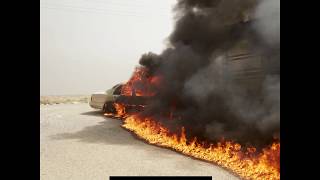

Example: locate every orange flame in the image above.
[105,105,280,180]
[105,67,280,180]
[121,67,159,97]
[104,103,127,118]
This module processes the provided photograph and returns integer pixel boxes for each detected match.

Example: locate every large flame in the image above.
[123,115,280,180]
[104,67,280,180]
[120,67,159,97]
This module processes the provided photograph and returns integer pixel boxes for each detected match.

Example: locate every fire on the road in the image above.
[103,66,280,180]
[104,103,280,180]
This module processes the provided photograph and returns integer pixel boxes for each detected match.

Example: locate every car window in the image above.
[113,85,122,95]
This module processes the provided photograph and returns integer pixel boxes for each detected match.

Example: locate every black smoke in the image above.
[136,0,280,148]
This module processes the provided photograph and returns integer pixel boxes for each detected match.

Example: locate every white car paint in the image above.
[89,84,123,110]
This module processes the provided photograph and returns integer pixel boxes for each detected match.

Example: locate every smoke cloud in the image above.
[253,0,280,46]
[136,0,280,148]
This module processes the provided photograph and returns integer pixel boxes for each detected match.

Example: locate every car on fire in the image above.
[89,83,149,113]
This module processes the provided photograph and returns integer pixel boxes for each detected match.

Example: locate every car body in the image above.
[90,82,151,113]
[89,83,123,111]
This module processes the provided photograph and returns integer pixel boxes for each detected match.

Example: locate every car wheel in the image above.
[103,102,116,113]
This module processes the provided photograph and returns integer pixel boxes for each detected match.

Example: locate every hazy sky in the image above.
[40,0,176,95]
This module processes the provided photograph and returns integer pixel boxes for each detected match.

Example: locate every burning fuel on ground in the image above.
[105,0,280,179]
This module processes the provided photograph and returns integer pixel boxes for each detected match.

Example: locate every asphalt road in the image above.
[40,103,240,180]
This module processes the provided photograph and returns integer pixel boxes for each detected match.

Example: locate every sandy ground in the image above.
[40,103,240,180]
[40,95,90,105]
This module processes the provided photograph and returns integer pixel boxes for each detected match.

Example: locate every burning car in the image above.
[89,81,151,114]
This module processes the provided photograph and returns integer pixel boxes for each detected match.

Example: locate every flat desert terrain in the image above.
[40,95,90,105]
[40,101,240,180]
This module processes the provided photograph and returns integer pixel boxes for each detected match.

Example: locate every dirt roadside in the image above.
[40,95,90,105]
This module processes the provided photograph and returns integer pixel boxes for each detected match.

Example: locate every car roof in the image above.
[112,83,123,89]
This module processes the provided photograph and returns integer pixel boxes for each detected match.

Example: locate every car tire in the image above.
[103,102,116,113]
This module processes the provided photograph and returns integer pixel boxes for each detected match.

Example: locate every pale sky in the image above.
[40,0,176,95]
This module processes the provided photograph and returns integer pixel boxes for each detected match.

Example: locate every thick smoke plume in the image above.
[136,0,280,148]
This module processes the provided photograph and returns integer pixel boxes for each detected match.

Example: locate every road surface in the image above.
[40,103,240,180]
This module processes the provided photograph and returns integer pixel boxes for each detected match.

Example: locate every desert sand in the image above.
[40,95,90,105]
